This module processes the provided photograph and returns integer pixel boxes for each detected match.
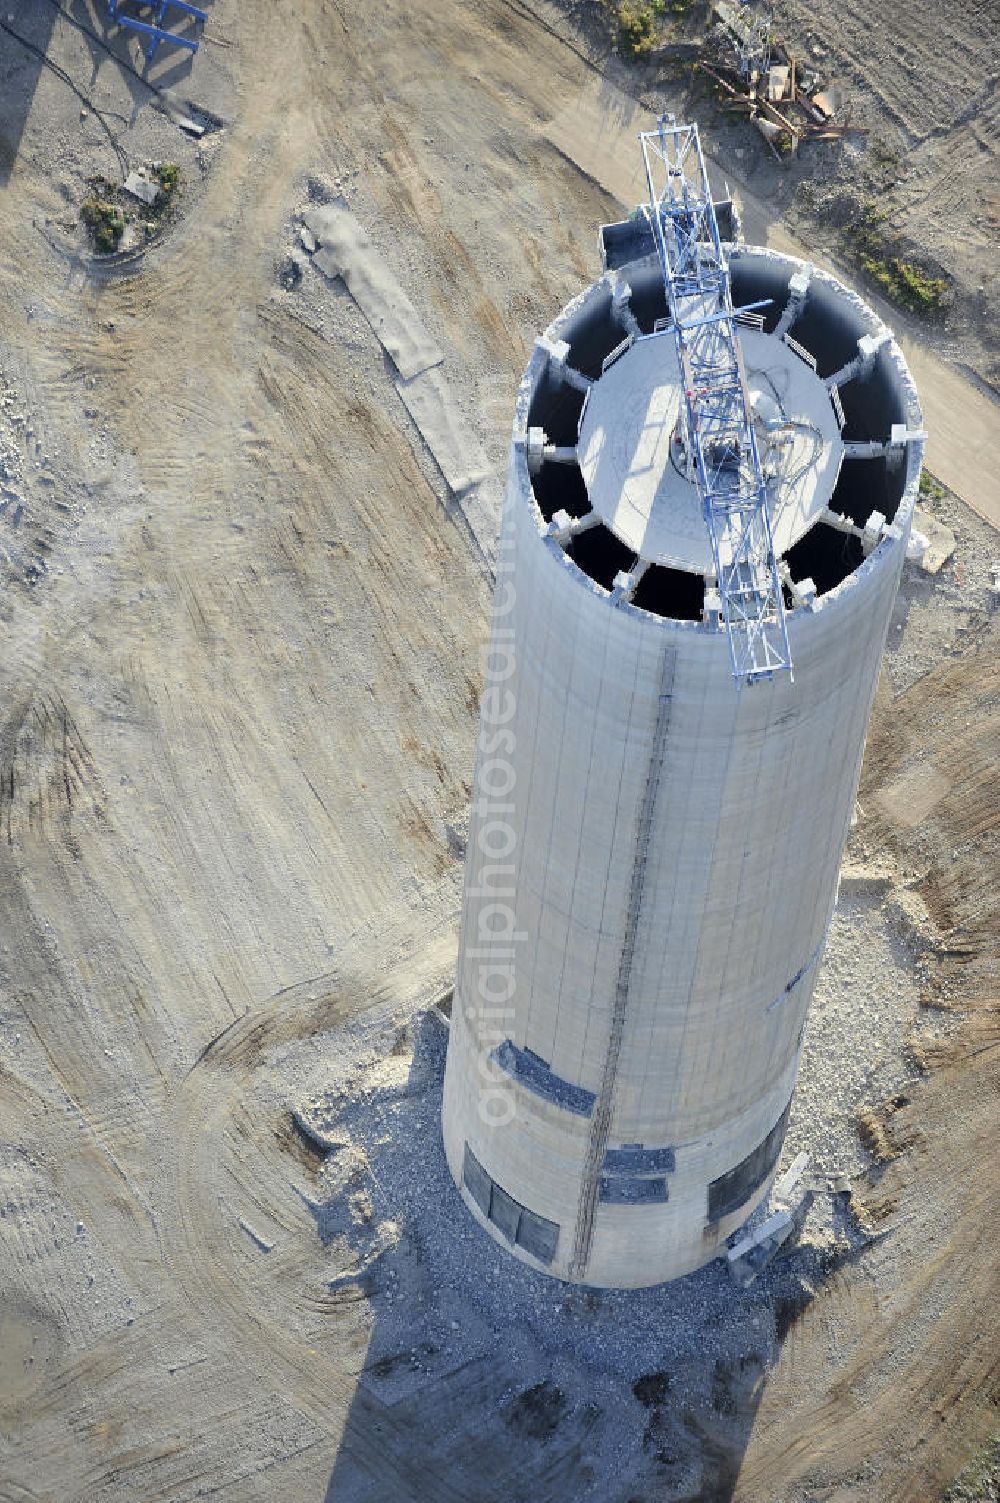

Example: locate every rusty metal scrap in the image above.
[699,21,859,157]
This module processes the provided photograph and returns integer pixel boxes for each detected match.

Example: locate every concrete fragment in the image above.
[773,1151,810,1206]
[327,1263,367,1292]
[906,530,929,564]
[911,506,955,574]
[727,1209,792,1264]
[291,1106,340,1154]
[726,1209,796,1286]
[238,1217,274,1253]
[123,172,159,207]
[755,116,783,144]
[305,199,444,379]
[395,366,490,496]
[812,85,844,119]
[299,225,317,253]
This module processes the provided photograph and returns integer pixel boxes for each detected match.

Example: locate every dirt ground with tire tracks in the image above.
[0,2,997,1500]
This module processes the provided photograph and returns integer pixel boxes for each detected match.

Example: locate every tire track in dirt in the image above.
[160,911,462,1473]
[737,1065,999,1500]
[771,0,995,145]
[3,0,996,1497]
[737,609,1000,1497]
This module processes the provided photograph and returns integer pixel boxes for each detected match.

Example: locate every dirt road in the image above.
[0,2,996,1499]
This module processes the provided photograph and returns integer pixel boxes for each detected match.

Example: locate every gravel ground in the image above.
[1,3,994,1497]
[885,489,1000,695]
[276,845,935,1495]
[551,0,1000,393]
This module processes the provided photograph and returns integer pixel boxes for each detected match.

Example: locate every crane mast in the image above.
[639,116,792,684]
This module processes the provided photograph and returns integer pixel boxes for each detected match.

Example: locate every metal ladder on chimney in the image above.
[569,647,676,1280]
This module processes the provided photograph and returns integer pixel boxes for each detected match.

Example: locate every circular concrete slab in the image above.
[577,328,844,574]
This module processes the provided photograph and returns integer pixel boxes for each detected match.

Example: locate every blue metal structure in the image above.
[107,0,206,64]
[639,116,791,684]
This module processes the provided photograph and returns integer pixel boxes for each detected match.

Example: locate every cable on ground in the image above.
[0,16,129,180]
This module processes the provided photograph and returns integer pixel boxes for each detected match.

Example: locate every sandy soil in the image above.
[0,2,997,1500]
[555,0,1000,393]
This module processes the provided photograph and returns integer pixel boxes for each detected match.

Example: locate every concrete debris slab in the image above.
[726,1209,796,1287]
[237,1217,274,1253]
[395,366,491,497]
[305,199,444,380]
[727,1209,793,1265]
[299,225,317,253]
[912,506,956,573]
[773,1151,811,1206]
[312,243,344,279]
[906,529,930,564]
[455,478,502,572]
[123,171,159,206]
[393,358,500,565]
[544,86,649,209]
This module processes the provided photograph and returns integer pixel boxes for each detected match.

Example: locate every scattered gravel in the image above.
[789,886,925,1182]
[276,867,933,1493]
[886,487,1000,695]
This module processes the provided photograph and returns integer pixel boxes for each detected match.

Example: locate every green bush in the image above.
[887,257,949,314]
[149,161,181,221]
[852,205,948,315]
[155,161,180,198]
[81,195,125,254]
[618,1,655,56]
[858,252,949,314]
[919,469,945,502]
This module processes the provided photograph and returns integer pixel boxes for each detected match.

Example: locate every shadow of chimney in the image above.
[287,1010,829,1503]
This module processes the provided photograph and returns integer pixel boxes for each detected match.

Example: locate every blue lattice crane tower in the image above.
[639,116,792,684]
